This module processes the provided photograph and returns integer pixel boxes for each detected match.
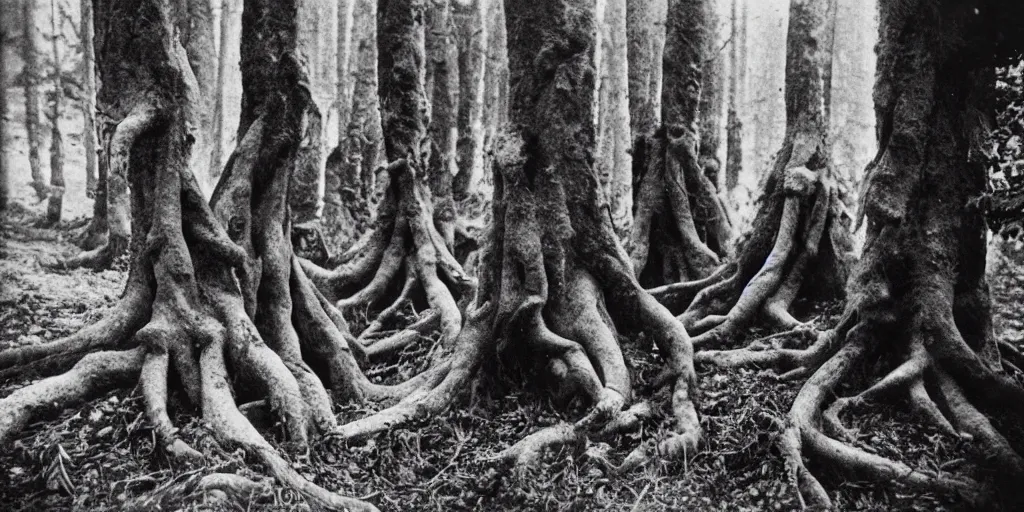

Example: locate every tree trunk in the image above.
[23,0,46,201]
[44,0,64,225]
[698,0,1024,507]
[426,0,459,245]
[0,0,412,509]
[595,0,632,238]
[830,0,876,189]
[724,0,743,195]
[171,0,217,192]
[476,0,702,471]
[479,0,507,180]
[0,22,8,212]
[678,0,853,348]
[452,0,487,201]
[698,5,724,188]
[208,0,241,186]
[300,0,471,365]
[626,0,662,141]
[629,0,731,287]
[81,0,99,198]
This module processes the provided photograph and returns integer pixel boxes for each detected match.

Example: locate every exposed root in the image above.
[0,348,145,446]
[683,167,847,350]
[302,161,474,348]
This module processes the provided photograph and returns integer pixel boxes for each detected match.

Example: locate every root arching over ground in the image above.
[671,0,854,350]
[694,0,1024,506]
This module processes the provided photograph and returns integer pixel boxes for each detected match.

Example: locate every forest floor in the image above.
[3,92,1024,511]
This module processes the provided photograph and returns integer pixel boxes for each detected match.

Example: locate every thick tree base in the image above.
[678,165,852,349]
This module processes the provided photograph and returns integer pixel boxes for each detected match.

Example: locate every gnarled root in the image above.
[301,160,474,350]
[682,166,851,349]
[699,304,1024,508]
[629,128,730,288]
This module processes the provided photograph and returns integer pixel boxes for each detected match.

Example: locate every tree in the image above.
[724,0,745,195]
[23,0,46,201]
[482,0,701,469]
[625,0,665,146]
[698,3,724,187]
[0,0,394,508]
[301,0,472,354]
[0,23,8,212]
[452,0,487,201]
[595,0,633,238]
[43,0,64,225]
[81,0,98,197]
[678,0,852,347]
[698,0,1024,506]
[171,0,217,191]
[425,0,459,244]
[208,0,241,186]
[629,0,732,287]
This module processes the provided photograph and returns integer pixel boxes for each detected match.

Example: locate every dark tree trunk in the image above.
[23,0,46,201]
[698,5,723,187]
[698,0,1024,507]
[44,0,64,225]
[81,0,99,197]
[679,0,853,348]
[629,0,731,287]
[0,22,7,212]
[479,0,701,471]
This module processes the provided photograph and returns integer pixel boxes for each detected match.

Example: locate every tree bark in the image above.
[629,0,731,287]
[678,0,853,348]
[479,0,507,180]
[81,0,99,197]
[452,0,487,201]
[44,0,64,225]
[698,0,1024,507]
[698,5,724,188]
[0,22,8,212]
[476,0,702,471]
[23,0,46,201]
[208,0,241,187]
[425,0,459,244]
[626,0,662,142]
[171,0,217,191]
[595,0,632,238]
[724,0,744,195]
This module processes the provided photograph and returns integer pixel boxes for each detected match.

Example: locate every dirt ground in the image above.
[2,89,1024,511]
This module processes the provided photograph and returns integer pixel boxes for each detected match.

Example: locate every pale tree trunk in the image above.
[290,0,336,224]
[629,0,730,287]
[680,0,853,349]
[172,0,217,191]
[353,0,382,199]
[698,1,1024,507]
[830,0,876,188]
[23,0,46,201]
[746,0,786,189]
[594,0,632,238]
[425,0,459,244]
[337,0,355,139]
[724,0,743,195]
[452,0,486,201]
[81,0,98,197]
[208,0,241,186]
[44,0,64,225]
[479,0,506,179]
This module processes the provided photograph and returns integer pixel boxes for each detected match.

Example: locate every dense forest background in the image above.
[1,0,1024,511]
